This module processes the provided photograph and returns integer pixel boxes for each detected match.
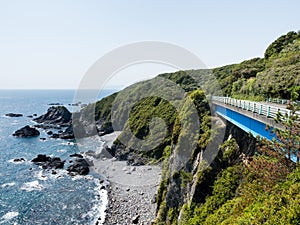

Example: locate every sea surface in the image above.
[0,89,117,225]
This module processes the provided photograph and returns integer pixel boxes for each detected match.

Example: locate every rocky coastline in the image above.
[91,133,162,225]
[9,104,162,224]
[92,158,161,225]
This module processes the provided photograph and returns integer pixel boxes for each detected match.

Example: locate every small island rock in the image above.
[5,113,23,117]
[13,126,40,138]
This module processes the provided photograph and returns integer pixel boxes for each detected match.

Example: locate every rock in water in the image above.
[67,158,90,175]
[70,153,83,158]
[5,113,23,117]
[13,158,26,162]
[32,154,51,163]
[31,154,65,169]
[58,125,75,139]
[33,106,72,126]
[132,215,140,224]
[13,126,40,137]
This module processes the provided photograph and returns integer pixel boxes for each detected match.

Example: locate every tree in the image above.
[273,101,300,162]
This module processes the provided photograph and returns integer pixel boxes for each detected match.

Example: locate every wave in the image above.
[0,211,19,224]
[20,180,44,192]
[83,179,108,225]
[1,182,16,188]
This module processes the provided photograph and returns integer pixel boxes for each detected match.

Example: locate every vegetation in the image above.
[82,31,300,224]
[212,31,300,99]
[151,31,300,225]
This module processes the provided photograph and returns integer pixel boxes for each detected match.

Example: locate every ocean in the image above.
[0,89,116,225]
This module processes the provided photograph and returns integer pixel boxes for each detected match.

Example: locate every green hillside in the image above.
[78,31,300,224]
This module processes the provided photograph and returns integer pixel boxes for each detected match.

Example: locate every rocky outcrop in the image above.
[70,153,83,158]
[48,103,63,106]
[33,106,72,127]
[31,154,65,169]
[67,158,90,175]
[13,158,26,162]
[58,125,75,139]
[5,113,23,117]
[13,126,40,137]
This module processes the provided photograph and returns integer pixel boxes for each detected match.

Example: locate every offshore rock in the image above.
[67,158,90,175]
[5,113,23,117]
[13,125,40,137]
[33,106,72,127]
[31,154,65,169]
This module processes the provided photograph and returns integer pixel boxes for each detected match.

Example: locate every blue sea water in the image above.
[0,90,116,225]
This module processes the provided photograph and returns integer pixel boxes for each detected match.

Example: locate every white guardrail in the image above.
[212,96,299,119]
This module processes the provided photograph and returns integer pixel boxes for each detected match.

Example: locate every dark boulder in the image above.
[132,215,140,224]
[70,153,83,158]
[67,158,90,175]
[5,113,23,117]
[58,125,75,139]
[50,157,65,169]
[13,126,40,138]
[50,133,60,139]
[48,103,62,106]
[31,154,65,169]
[33,106,72,126]
[32,154,51,163]
[13,158,26,162]
[47,130,53,135]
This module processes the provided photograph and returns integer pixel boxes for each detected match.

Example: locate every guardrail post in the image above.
[243,101,245,110]
[267,106,270,117]
[259,104,263,115]
[248,102,250,111]
[253,103,256,113]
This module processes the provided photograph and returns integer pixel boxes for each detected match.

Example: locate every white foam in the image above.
[1,211,19,221]
[20,180,44,191]
[57,149,67,153]
[1,182,16,188]
[87,179,109,225]
[61,142,75,146]
[35,171,48,181]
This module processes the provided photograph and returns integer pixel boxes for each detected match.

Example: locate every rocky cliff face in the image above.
[153,119,257,224]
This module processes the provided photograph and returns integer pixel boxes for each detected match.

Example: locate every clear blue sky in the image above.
[0,0,299,89]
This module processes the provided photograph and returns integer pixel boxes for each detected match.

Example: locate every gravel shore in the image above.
[91,132,162,225]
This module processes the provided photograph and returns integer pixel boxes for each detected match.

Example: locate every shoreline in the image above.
[90,132,161,224]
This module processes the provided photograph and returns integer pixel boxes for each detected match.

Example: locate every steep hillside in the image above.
[75,31,300,224]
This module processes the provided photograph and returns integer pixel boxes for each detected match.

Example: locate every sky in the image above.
[0,0,299,89]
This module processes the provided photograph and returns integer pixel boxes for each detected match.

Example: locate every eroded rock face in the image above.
[13,126,40,137]
[33,106,72,126]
